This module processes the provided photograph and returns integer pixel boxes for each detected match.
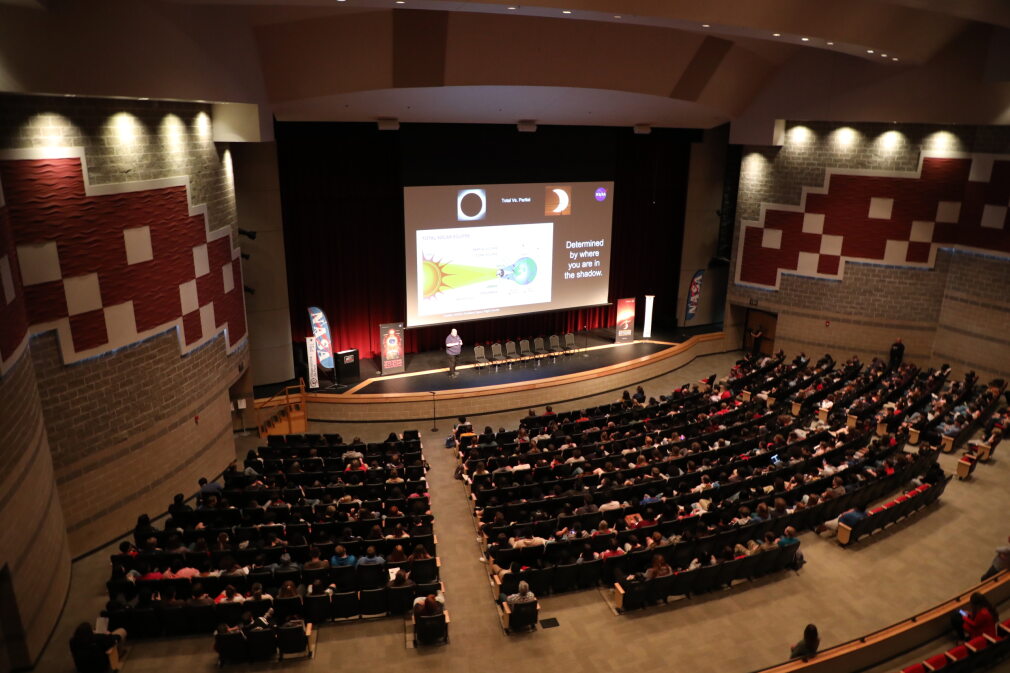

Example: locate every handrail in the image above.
[255,378,306,436]
[749,570,1010,673]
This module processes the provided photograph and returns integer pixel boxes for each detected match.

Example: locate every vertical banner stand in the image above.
[306,337,319,389]
[643,295,655,339]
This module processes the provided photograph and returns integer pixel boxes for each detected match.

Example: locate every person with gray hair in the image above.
[506,580,537,605]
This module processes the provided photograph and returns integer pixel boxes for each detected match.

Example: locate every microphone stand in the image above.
[430,391,438,432]
[583,325,590,357]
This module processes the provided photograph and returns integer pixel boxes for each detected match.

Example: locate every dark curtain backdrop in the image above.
[276,122,696,362]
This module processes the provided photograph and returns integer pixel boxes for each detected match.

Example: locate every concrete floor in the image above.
[33,351,1010,673]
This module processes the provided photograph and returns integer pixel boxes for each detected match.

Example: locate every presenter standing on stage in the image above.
[445,329,463,378]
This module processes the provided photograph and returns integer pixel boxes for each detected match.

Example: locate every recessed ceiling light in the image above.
[336,0,346,2]
[507,5,517,9]
[613,15,621,18]
[395,1,404,3]
[562,9,571,13]
[139,97,149,101]
[881,53,887,57]
[772,33,781,37]
[702,24,710,28]
[892,57,899,61]
[801,37,809,42]
[867,49,874,54]
[826,41,834,46]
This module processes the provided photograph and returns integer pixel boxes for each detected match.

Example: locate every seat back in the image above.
[277,624,308,654]
[505,341,518,358]
[304,594,331,625]
[359,587,387,617]
[214,631,248,664]
[564,333,576,349]
[357,563,386,589]
[519,339,533,356]
[411,558,438,584]
[387,585,415,615]
[534,337,547,352]
[414,613,448,645]
[331,591,359,620]
[508,601,539,631]
[474,345,486,361]
[491,343,505,359]
[245,628,277,661]
[549,334,562,350]
[273,596,304,623]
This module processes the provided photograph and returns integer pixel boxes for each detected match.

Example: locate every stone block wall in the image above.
[0,92,250,669]
[728,121,1010,380]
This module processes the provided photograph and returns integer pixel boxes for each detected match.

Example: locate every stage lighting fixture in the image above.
[238,228,257,240]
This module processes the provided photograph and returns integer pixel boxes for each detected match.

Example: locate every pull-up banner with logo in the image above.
[379,322,406,375]
[615,297,636,343]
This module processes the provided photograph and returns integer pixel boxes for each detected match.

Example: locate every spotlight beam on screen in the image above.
[404,181,615,328]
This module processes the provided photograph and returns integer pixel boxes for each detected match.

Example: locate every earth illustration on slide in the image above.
[421,255,538,298]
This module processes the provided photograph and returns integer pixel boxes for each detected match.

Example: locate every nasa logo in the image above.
[594,187,607,202]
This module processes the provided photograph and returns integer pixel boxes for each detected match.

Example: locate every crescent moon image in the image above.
[552,188,570,214]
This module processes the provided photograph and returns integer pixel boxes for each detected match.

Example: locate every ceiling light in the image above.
[867,49,874,54]
[507,5,517,8]
[827,41,834,46]
[395,1,404,3]
[562,9,571,13]
[702,24,710,28]
[139,97,149,101]
[772,33,781,37]
[892,57,899,61]
[613,15,621,18]
[801,37,809,42]
[881,53,887,57]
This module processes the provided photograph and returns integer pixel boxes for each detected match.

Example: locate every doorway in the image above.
[744,308,777,357]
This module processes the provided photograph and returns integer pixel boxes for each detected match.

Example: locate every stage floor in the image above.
[350,341,673,394]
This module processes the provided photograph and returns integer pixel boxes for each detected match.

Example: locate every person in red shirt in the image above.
[956,592,999,640]
[600,538,625,559]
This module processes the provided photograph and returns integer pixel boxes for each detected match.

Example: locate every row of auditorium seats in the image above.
[108,557,440,600]
[215,624,311,665]
[614,542,801,611]
[837,477,951,546]
[900,618,1010,672]
[107,581,443,639]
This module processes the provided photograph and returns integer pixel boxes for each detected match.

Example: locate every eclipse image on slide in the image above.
[545,185,572,215]
[417,222,553,316]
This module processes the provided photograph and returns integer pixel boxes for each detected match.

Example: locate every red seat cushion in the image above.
[895,495,909,502]
[902,664,927,673]
[925,653,949,669]
[869,507,886,515]
[946,645,969,661]
[966,635,989,651]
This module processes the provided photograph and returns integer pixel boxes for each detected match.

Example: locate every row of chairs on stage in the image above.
[473,334,579,372]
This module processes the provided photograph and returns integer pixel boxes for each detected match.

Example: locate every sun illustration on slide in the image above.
[422,256,454,298]
[421,254,537,299]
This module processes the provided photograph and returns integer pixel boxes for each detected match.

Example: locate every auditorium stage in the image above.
[350,340,672,394]
[250,326,732,423]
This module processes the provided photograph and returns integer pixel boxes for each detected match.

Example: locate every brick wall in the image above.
[728,121,1010,380]
[0,356,70,671]
[0,93,249,559]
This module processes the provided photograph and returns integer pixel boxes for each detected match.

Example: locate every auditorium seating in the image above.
[836,477,951,546]
[214,622,314,665]
[898,620,1010,673]
[613,541,801,612]
[464,353,943,601]
[105,430,441,638]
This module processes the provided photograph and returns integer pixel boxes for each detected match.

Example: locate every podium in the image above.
[336,349,360,384]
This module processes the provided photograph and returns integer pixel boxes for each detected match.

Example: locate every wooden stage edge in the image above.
[255,332,734,424]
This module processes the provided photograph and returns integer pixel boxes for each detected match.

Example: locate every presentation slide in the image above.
[404,181,614,328]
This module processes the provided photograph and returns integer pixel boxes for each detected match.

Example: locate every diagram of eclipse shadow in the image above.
[417,222,553,315]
